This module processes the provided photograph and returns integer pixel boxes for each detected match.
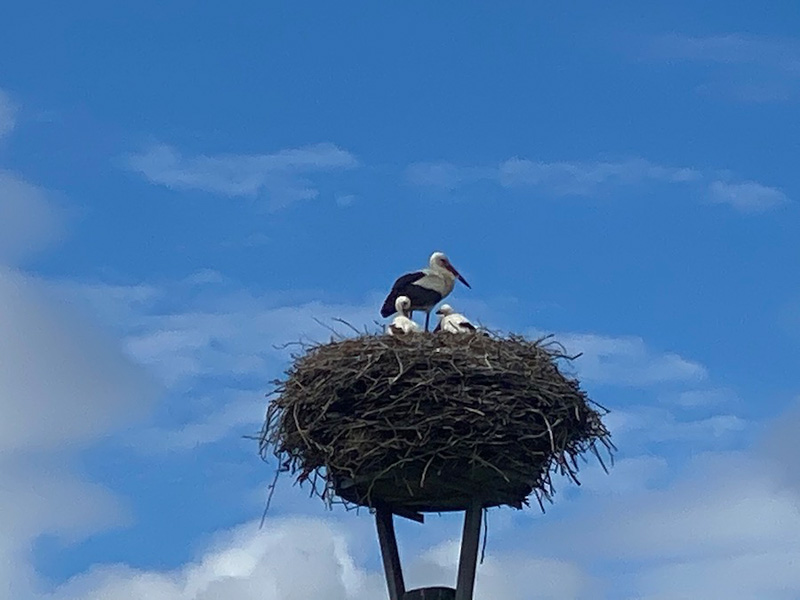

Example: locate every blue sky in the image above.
[2,2,800,598]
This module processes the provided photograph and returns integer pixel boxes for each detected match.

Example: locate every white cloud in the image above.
[708,180,788,212]
[335,193,356,207]
[407,157,700,195]
[417,539,594,600]
[0,267,157,453]
[604,406,746,447]
[758,399,800,494]
[0,171,65,264]
[0,456,130,600]
[0,266,153,593]
[126,142,358,209]
[50,518,375,600]
[0,262,155,599]
[582,460,800,561]
[48,516,593,600]
[407,156,786,213]
[548,331,707,387]
[667,387,737,408]
[498,157,700,194]
[0,457,127,545]
[520,435,800,599]
[0,88,16,139]
[576,455,670,495]
[638,551,800,600]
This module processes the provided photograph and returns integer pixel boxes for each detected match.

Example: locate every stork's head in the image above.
[395,295,412,314]
[435,304,454,316]
[429,252,471,288]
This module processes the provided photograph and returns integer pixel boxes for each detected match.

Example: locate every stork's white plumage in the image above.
[387,296,422,336]
[433,304,477,334]
[380,251,471,331]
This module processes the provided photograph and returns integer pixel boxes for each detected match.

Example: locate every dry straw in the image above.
[259,329,614,515]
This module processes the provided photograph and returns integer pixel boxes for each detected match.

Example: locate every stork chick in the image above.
[387,296,422,336]
[433,304,477,334]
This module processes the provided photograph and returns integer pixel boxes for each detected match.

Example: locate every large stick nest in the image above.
[259,331,614,514]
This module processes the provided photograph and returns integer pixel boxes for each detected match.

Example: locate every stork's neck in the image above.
[427,264,455,281]
[418,266,455,296]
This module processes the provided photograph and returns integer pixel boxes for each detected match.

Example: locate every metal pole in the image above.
[375,507,406,600]
[454,498,483,600]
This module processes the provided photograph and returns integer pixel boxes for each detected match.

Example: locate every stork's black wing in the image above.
[380,271,425,317]
[460,321,477,331]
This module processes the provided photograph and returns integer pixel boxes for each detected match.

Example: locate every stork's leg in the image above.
[424,311,430,332]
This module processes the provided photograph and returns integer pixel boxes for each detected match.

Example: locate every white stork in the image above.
[433,304,477,333]
[380,251,471,331]
[386,296,422,336]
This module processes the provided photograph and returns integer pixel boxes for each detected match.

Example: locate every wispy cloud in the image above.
[126,142,358,209]
[407,156,789,213]
[666,387,739,409]
[56,274,380,450]
[548,331,707,387]
[605,406,746,446]
[708,180,789,213]
[499,157,700,193]
[647,33,800,102]
[408,157,702,195]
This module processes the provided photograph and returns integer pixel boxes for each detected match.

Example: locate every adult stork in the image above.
[386,296,422,336]
[433,304,477,333]
[380,251,471,331]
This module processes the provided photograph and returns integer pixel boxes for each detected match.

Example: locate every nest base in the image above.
[332,459,541,512]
